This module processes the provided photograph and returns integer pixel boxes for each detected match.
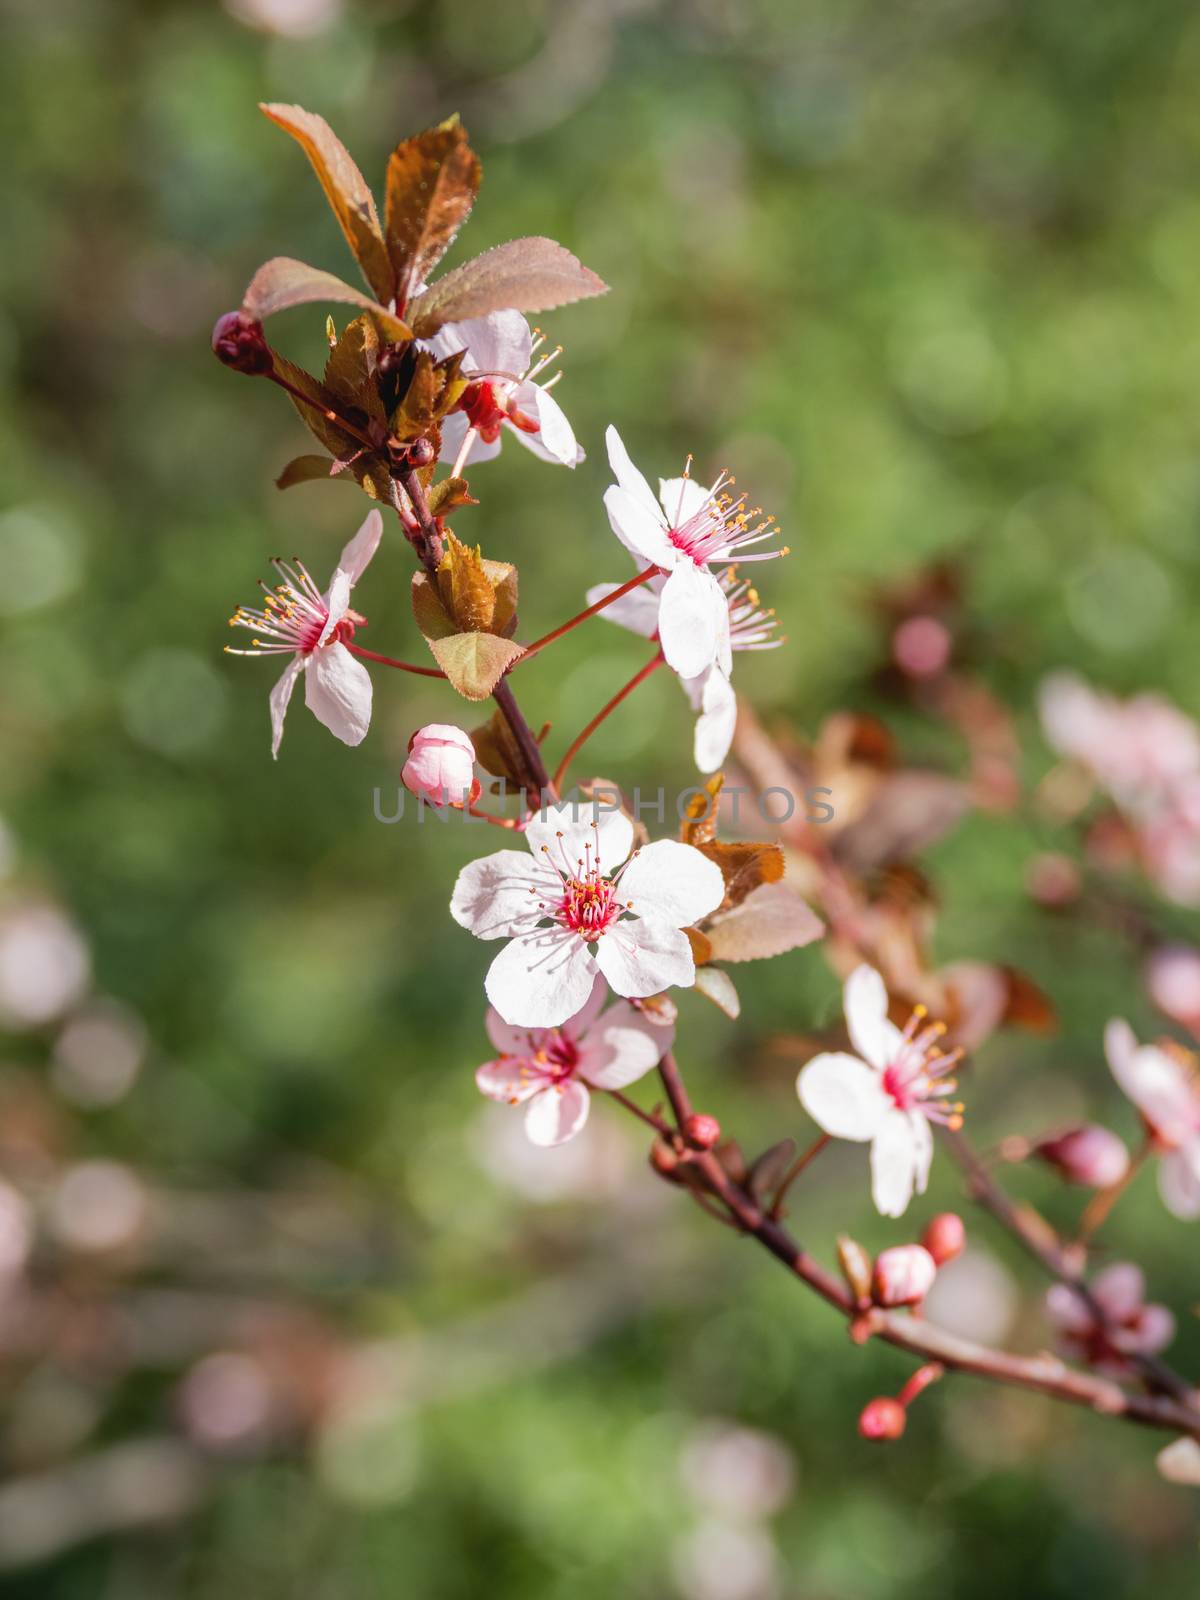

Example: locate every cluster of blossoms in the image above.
[214,104,1200,1466]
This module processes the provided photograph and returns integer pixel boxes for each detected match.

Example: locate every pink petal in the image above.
[796,1052,889,1143]
[515,383,582,467]
[475,1056,542,1105]
[268,655,304,760]
[304,642,372,746]
[333,507,383,588]
[1159,1144,1200,1220]
[438,411,503,468]
[1092,1262,1145,1321]
[524,1080,590,1146]
[618,840,725,929]
[576,1000,669,1090]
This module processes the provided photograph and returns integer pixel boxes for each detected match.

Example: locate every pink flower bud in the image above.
[872,1245,938,1307]
[858,1397,906,1441]
[921,1212,966,1266]
[211,311,272,375]
[684,1113,721,1150]
[1036,1125,1130,1189]
[402,724,479,808]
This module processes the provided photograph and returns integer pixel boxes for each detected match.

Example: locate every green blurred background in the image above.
[2,0,1199,1594]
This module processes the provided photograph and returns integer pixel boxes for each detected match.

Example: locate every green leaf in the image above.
[260,103,394,303]
[411,572,457,642]
[243,258,411,343]
[385,120,481,305]
[409,237,608,336]
[430,632,524,701]
[425,476,476,517]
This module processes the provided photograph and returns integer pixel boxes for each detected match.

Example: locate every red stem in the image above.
[348,645,445,678]
[769,1133,832,1219]
[519,568,661,661]
[553,650,664,791]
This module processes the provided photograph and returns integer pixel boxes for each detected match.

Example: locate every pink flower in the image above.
[872,1244,938,1307]
[1045,1263,1175,1375]
[1035,1124,1130,1188]
[602,427,785,682]
[475,977,672,1146]
[1106,1018,1200,1218]
[1039,673,1200,810]
[450,800,725,1028]
[585,568,781,773]
[795,966,964,1217]
[1145,944,1200,1035]
[423,310,581,472]
[402,724,479,808]
[226,509,382,758]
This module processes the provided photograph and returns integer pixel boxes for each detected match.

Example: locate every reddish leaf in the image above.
[410,237,608,336]
[385,121,482,305]
[243,258,411,343]
[704,884,825,965]
[430,632,524,701]
[275,455,350,490]
[698,841,785,908]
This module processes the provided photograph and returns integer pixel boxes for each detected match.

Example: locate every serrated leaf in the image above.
[270,351,360,455]
[425,476,476,517]
[260,103,394,303]
[747,1139,796,1202]
[324,315,385,421]
[693,965,740,1019]
[385,121,481,305]
[698,840,785,907]
[243,258,411,343]
[488,560,518,635]
[392,348,441,437]
[411,572,457,642]
[430,632,524,700]
[409,237,608,336]
[704,883,824,965]
[442,532,496,633]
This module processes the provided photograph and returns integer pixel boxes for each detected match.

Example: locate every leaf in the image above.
[260,103,394,302]
[392,348,441,438]
[243,258,411,343]
[747,1139,796,1202]
[430,632,524,701]
[410,237,608,336]
[488,560,519,636]
[471,711,528,788]
[698,840,785,907]
[442,532,496,633]
[693,965,741,1019]
[270,353,392,500]
[324,315,385,421]
[704,883,825,965]
[385,120,482,304]
[684,927,713,965]
[425,476,476,517]
[275,454,350,490]
[411,572,457,642]
[680,775,724,845]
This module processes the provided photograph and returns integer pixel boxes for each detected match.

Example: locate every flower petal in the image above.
[657,561,724,680]
[268,655,304,760]
[594,918,695,999]
[606,425,665,523]
[585,579,664,639]
[561,973,610,1041]
[909,1110,934,1197]
[1093,1262,1146,1320]
[1159,1144,1200,1220]
[524,1080,590,1146]
[451,850,558,939]
[796,1052,890,1142]
[475,1056,543,1104]
[618,840,724,928]
[524,799,634,878]
[843,965,902,1073]
[870,1108,922,1217]
[304,642,373,746]
[485,928,598,1028]
[438,410,503,468]
[658,475,715,528]
[604,485,677,567]
[693,667,737,774]
[513,382,582,467]
[576,1000,671,1089]
[484,1009,542,1058]
[334,507,383,588]
[1109,1035,1194,1139]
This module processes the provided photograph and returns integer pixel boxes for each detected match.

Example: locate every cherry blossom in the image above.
[795,965,964,1217]
[475,977,672,1146]
[450,800,725,1028]
[586,567,780,772]
[423,310,581,473]
[402,724,479,808]
[1045,1263,1175,1376]
[226,509,381,758]
[602,427,785,681]
[1105,1018,1200,1219]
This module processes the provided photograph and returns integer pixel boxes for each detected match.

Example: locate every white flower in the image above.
[795,966,964,1217]
[602,426,786,682]
[585,567,780,772]
[1105,1018,1200,1219]
[450,800,725,1028]
[475,976,672,1146]
[227,509,382,758]
[423,309,582,471]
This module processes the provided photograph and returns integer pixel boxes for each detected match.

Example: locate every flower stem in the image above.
[520,568,661,662]
[768,1133,832,1219]
[348,645,445,678]
[552,649,664,791]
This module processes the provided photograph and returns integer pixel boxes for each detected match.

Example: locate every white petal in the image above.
[561,973,610,1040]
[796,1052,890,1142]
[485,929,598,1028]
[619,840,724,928]
[576,1000,671,1089]
[693,668,737,773]
[844,965,903,1073]
[437,411,504,468]
[475,1057,542,1105]
[585,579,664,639]
[1159,1144,1200,1220]
[605,425,665,523]
[604,485,677,567]
[870,1108,922,1217]
[1103,1017,1139,1077]
[268,655,303,760]
[514,382,581,467]
[524,799,634,878]
[658,475,714,527]
[657,561,723,679]
[450,850,558,939]
[910,1111,934,1196]
[304,642,373,746]
[524,1081,590,1146]
[334,507,383,588]
[1115,1043,1194,1139]
[594,918,695,999]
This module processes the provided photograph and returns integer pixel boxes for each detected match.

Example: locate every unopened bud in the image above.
[408,436,436,469]
[650,1140,681,1180]
[211,310,271,375]
[921,1211,966,1266]
[1036,1125,1130,1189]
[872,1244,937,1307]
[858,1397,906,1442]
[684,1113,721,1150]
[836,1235,874,1304]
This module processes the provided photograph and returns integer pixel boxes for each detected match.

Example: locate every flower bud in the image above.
[836,1235,874,1304]
[921,1211,966,1266]
[684,1113,721,1150]
[872,1244,938,1307]
[858,1397,906,1441]
[1036,1125,1130,1189]
[649,1140,682,1180]
[402,724,479,808]
[211,311,272,375]
[407,436,436,469]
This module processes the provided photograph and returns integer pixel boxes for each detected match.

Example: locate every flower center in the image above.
[532,1032,580,1083]
[881,1006,965,1128]
[665,466,788,570]
[226,560,365,659]
[555,874,621,939]
[461,380,509,443]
